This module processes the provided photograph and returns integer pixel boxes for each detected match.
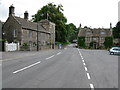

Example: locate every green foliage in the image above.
[66,23,79,42]
[32,3,67,42]
[113,21,120,38]
[104,37,113,48]
[89,41,96,48]
[55,41,70,45]
[77,37,86,48]
[21,43,29,50]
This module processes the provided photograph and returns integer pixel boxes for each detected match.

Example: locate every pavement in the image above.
[1,44,118,89]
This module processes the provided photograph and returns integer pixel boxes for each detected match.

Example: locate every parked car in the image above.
[109,47,120,55]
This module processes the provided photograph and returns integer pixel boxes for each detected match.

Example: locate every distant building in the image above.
[3,5,55,51]
[78,24,112,49]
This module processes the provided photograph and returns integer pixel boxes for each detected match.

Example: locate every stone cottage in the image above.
[2,5,55,51]
[78,24,112,49]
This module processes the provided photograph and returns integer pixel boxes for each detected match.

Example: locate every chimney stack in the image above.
[9,4,15,16]
[24,11,29,20]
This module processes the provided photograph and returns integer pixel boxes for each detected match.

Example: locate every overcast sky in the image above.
[0,0,119,28]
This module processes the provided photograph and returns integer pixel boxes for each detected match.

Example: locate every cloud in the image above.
[0,0,119,28]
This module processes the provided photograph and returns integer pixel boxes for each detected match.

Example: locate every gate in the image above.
[5,42,20,51]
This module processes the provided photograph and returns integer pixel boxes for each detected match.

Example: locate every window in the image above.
[86,31,91,35]
[13,29,17,37]
[29,31,33,38]
[93,38,97,41]
[101,31,105,35]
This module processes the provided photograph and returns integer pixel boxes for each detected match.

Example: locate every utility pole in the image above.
[37,16,39,51]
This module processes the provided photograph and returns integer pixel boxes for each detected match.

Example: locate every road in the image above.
[2,45,118,89]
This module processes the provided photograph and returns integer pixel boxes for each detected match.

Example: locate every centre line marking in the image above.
[84,67,88,71]
[81,57,83,59]
[87,73,91,79]
[13,61,41,74]
[82,60,85,62]
[90,84,94,89]
[57,52,61,55]
[83,63,86,66]
[46,55,55,60]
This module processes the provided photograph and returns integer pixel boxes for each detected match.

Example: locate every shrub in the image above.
[77,37,86,48]
[104,36,113,49]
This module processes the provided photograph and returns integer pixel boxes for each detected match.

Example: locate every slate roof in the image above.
[14,16,50,34]
[78,27,112,37]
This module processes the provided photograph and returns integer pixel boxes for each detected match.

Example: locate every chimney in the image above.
[9,4,15,16]
[110,23,113,36]
[110,22,112,29]
[24,11,29,20]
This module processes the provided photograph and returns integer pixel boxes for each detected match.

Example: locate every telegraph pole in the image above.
[37,16,39,51]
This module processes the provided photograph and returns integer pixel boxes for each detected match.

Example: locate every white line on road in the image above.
[81,57,84,60]
[87,73,91,79]
[64,48,67,50]
[13,61,41,74]
[84,67,88,71]
[90,84,94,90]
[57,52,61,55]
[83,62,86,66]
[46,55,55,60]
[82,59,85,63]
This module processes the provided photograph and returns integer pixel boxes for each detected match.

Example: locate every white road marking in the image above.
[87,73,91,79]
[81,57,84,60]
[46,55,55,60]
[90,84,94,89]
[82,59,85,63]
[57,52,61,55]
[83,62,86,66]
[78,49,94,88]
[13,61,41,74]
[84,67,88,71]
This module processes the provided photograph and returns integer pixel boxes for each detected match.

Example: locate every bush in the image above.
[55,41,70,45]
[104,37,113,49]
[21,43,29,50]
[77,37,86,48]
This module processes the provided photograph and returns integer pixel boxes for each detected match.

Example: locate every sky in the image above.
[0,0,119,28]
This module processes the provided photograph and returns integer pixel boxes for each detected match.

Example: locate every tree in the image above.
[32,3,67,42]
[77,37,86,48]
[66,23,79,42]
[104,36,113,48]
[113,21,120,38]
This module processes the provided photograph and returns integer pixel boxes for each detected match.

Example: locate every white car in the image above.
[109,47,120,55]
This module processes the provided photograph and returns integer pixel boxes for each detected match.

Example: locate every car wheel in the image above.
[110,52,114,55]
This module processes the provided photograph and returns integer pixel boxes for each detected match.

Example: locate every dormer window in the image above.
[101,31,105,35]
[86,31,91,35]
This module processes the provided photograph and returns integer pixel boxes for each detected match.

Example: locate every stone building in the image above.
[78,24,112,49]
[3,5,55,51]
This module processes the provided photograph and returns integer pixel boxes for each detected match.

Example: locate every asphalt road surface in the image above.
[2,45,118,89]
